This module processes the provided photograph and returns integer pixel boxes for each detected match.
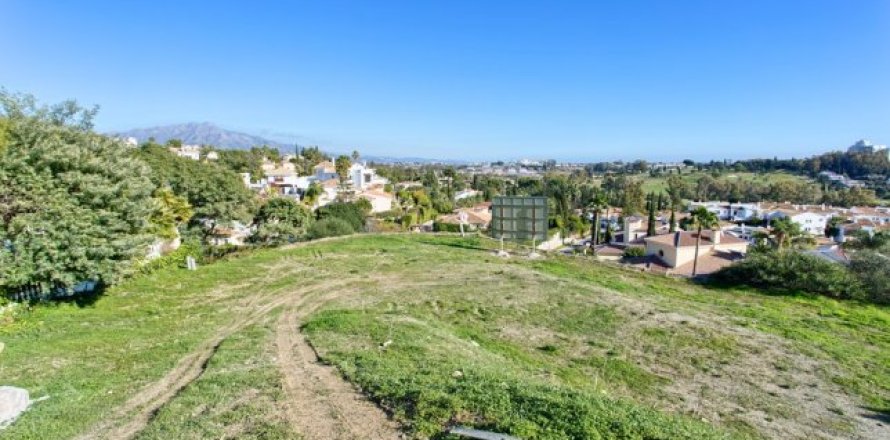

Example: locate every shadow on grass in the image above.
[6,281,107,308]
[861,406,890,425]
[412,234,489,252]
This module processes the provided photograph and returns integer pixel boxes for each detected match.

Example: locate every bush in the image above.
[309,218,355,239]
[315,202,365,232]
[848,251,890,304]
[623,246,646,258]
[432,221,463,233]
[711,250,862,299]
[139,241,203,274]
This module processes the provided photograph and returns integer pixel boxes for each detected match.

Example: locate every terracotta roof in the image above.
[645,231,747,248]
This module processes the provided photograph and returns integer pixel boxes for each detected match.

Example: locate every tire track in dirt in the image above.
[275,290,402,440]
[73,279,355,440]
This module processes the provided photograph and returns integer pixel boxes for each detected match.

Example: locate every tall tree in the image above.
[335,155,352,185]
[688,207,719,277]
[586,192,608,253]
[0,92,156,292]
[647,194,657,236]
[770,217,803,250]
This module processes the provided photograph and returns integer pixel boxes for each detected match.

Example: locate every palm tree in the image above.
[586,193,609,255]
[770,217,802,250]
[688,207,719,277]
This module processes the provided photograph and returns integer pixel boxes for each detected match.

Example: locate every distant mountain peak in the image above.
[111,122,288,150]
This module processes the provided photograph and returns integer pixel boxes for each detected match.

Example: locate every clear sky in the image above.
[2,1,889,161]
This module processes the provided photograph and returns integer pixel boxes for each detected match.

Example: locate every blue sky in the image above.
[2,1,889,161]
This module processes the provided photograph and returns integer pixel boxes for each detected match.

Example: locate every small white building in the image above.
[454,189,482,200]
[349,163,388,191]
[358,189,395,213]
[766,210,834,235]
[688,201,762,222]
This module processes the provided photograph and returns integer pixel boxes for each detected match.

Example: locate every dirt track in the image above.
[75,278,400,440]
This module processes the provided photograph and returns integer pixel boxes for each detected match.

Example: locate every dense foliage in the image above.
[0,92,156,292]
[315,202,367,232]
[308,217,355,239]
[250,197,312,244]
[712,251,862,300]
[132,143,256,234]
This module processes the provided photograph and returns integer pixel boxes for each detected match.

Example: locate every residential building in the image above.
[359,189,395,213]
[349,162,388,191]
[848,139,888,156]
[314,161,339,181]
[688,201,762,222]
[643,230,748,276]
[437,203,492,230]
[169,144,202,160]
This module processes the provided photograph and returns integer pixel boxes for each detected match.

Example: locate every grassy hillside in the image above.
[1,235,887,439]
[639,170,813,194]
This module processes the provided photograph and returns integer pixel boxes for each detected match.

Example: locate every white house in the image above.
[359,189,395,213]
[848,139,888,156]
[688,201,762,222]
[766,210,834,235]
[349,163,388,191]
[314,161,339,181]
[170,144,202,161]
[454,189,482,201]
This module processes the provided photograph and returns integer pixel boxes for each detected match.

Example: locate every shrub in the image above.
[848,251,890,304]
[711,250,862,299]
[623,246,646,258]
[309,218,355,239]
[139,241,203,274]
[432,221,463,233]
[315,202,365,232]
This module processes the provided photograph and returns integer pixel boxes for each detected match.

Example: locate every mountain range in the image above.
[111,122,290,150]
[110,122,465,164]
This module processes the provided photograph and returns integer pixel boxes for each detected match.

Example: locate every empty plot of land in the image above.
[0,235,887,439]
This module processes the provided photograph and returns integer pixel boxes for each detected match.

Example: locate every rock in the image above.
[0,386,30,429]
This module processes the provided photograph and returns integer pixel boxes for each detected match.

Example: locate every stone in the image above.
[0,386,29,429]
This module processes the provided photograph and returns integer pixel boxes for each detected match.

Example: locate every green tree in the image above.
[251,197,312,244]
[132,144,256,241]
[647,193,657,236]
[586,192,608,253]
[149,187,193,240]
[688,207,718,277]
[302,181,323,207]
[0,92,155,292]
[770,217,802,249]
[335,155,352,184]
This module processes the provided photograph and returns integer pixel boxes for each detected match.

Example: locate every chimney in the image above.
[624,217,632,244]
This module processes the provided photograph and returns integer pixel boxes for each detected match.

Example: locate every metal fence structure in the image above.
[489,196,548,242]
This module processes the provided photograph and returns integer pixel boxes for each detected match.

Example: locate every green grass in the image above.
[1,234,888,439]
[637,170,812,194]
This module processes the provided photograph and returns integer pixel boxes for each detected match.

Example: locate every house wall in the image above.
[791,213,829,235]
[646,241,680,267]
